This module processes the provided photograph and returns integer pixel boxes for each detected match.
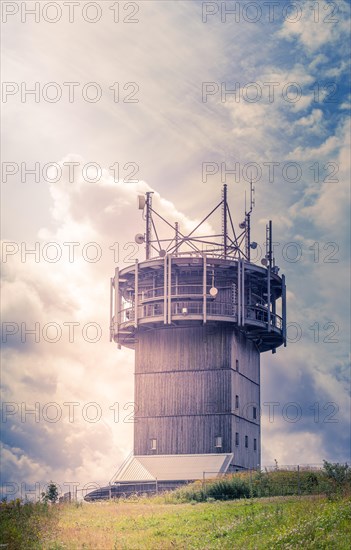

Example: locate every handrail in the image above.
[140,284,233,300]
[117,302,282,330]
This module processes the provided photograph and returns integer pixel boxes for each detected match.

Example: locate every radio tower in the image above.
[87,185,287,499]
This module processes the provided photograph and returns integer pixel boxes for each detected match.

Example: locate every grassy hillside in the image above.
[1,465,350,549]
[44,495,351,549]
[1,495,350,549]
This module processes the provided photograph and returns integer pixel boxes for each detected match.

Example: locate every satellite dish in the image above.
[159,249,166,258]
[209,287,218,298]
[135,233,145,244]
[250,242,258,250]
[239,221,246,229]
[137,195,146,210]
[261,258,268,266]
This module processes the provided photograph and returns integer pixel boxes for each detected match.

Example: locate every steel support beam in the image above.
[241,259,245,326]
[164,255,167,324]
[237,260,241,326]
[114,267,119,339]
[282,274,287,346]
[110,277,114,342]
[168,254,172,324]
[203,254,207,323]
[134,260,138,328]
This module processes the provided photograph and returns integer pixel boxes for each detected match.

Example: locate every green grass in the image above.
[2,465,350,549]
[40,495,350,549]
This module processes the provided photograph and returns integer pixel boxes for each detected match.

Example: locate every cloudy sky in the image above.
[1,0,350,499]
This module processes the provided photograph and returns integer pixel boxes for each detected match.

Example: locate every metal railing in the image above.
[141,284,232,300]
[246,306,283,330]
[117,301,282,330]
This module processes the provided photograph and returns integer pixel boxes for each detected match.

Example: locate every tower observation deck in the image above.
[107,184,286,488]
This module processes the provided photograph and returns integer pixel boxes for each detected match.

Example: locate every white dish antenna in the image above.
[135,233,145,244]
[209,287,218,298]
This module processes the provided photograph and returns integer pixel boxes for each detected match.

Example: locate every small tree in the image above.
[41,482,59,504]
[322,460,351,498]
[323,461,350,484]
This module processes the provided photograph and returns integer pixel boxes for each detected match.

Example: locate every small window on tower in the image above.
[235,395,239,409]
[236,359,239,371]
[215,436,222,448]
[235,432,239,446]
[150,438,157,451]
[254,438,257,451]
[245,435,248,448]
[253,406,257,419]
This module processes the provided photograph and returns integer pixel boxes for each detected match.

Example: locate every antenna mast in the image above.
[222,184,228,259]
[174,222,179,257]
[245,181,255,261]
[145,192,153,260]
[266,220,272,268]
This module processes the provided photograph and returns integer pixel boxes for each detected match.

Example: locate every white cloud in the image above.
[297,118,350,228]
[288,134,340,161]
[1,155,219,490]
[278,0,351,53]
[2,0,350,490]
[295,108,323,127]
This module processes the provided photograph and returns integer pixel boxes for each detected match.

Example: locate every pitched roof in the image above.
[111,453,234,483]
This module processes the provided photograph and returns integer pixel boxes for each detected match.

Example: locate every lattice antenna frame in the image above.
[137,184,255,261]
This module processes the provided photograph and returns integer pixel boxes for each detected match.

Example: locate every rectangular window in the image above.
[215,436,222,448]
[245,435,248,448]
[236,359,239,371]
[150,438,157,451]
[235,432,239,446]
[253,406,257,420]
[235,395,239,409]
[254,438,257,451]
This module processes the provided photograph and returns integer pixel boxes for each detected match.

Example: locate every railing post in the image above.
[282,274,287,346]
[267,264,271,332]
[134,260,138,328]
[114,268,119,339]
[164,255,168,324]
[241,260,245,326]
[238,261,241,326]
[203,254,207,324]
[168,255,172,324]
[297,465,300,495]
[110,277,114,342]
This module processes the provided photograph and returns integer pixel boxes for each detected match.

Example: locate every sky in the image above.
[1,0,350,500]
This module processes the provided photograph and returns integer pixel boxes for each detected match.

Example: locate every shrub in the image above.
[166,463,351,503]
[0,499,58,549]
